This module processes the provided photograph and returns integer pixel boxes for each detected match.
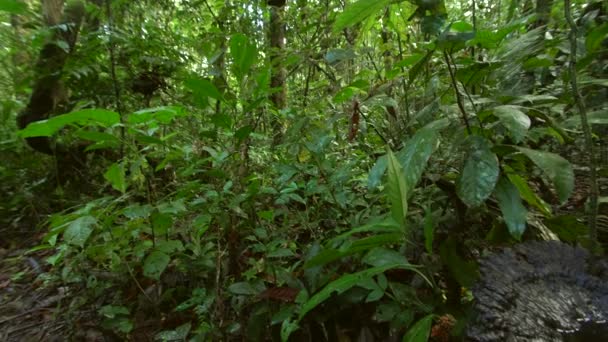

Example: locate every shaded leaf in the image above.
[457,136,500,207]
[403,314,434,342]
[143,250,170,280]
[494,176,528,239]
[515,147,574,204]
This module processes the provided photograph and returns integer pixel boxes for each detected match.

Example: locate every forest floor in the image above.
[0,146,606,342]
[0,235,86,342]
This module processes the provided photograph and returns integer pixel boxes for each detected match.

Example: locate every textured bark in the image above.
[17,0,85,154]
[268,1,287,147]
[468,241,608,341]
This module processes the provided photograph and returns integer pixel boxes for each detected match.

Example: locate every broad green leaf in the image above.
[75,130,119,143]
[230,33,257,80]
[397,122,445,190]
[18,109,120,137]
[64,215,96,248]
[368,155,388,190]
[368,119,445,190]
[402,314,434,342]
[363,247,409,267]
[506,172,551,216]
[586,23,608,53]
[0,0,27,14]
[297,264,427,322]
[128,106,186,124]
[409,49,434,83]
[305,233,402,268]
[544,215,589,242]
[143,250,170,280]
[439,237,479,287]
[494,176,528,239]
[100,305,129,318]
[563,109,608,126]
[151,212,173,235]
[456,136,500,207]
[325,48,357,65]
[515,147,574,204]
[228,282,258,296]
[329,217,401,244]
[184,78,223,102]
[104,163,127,193]
[387,148,408,227]
[493,105,531,143]
[333,0,391,33]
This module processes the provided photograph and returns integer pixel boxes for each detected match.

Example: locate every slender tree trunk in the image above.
[268,0,287,147]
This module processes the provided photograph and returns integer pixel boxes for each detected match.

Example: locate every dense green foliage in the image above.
[1,0,607,340]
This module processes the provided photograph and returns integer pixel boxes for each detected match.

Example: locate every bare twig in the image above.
[443,50,472,135]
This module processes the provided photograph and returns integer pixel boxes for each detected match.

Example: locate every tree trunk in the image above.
[17,0,85,154]
[268,0,287,147]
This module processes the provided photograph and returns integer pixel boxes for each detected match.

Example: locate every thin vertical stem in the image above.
[564,0,599,250]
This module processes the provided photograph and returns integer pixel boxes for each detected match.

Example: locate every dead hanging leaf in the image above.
[258,287,300,303]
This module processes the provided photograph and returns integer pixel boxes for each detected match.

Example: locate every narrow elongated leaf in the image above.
[305,233,402,268]
[18,109,120,138]
[493,105,531,143]
[456,136,500,207]
[494,176,528,239]
[515,147,574,204]
[387,148,408,227]
[403,314,434,342]
[298,264,428,322]
[333,0,391,32]
[505,172,551,216]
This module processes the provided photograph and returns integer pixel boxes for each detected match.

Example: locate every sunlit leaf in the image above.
[333,0,391,32]
[64,216,96,248]
[493,105,531,143]
[104,163,127,193]
[230,33,257,80]
[184,78,223,102]
[18,109,120,138]
[387,148,408,227]
[0,0,27,14]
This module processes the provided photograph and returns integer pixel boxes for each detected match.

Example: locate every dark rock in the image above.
[467,241,608,341]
